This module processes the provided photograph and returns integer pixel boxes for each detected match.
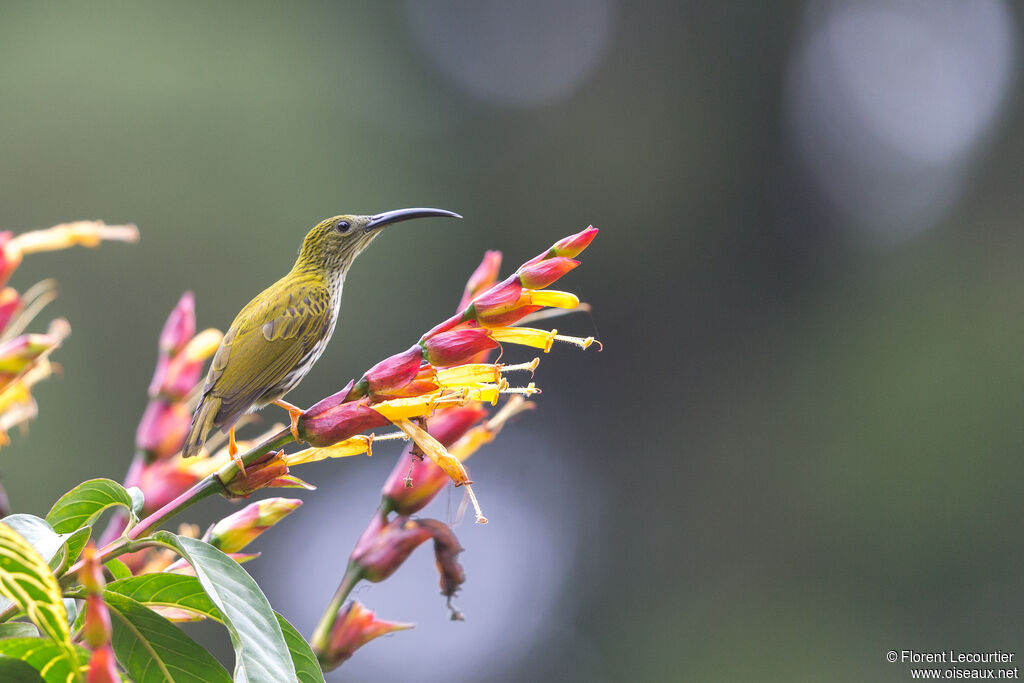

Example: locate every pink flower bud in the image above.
[475,305,543,328]
[517,256,579,289]
[552,225,598,257]
[363,346,424,397]
[315,601,412,671]
[207,497,302,553]
[86,646,120,683]
[471,277,522,317]
[350,514,433,583]
[135,399,191,461]
[158,292,196,355]
[420,328,499,368]
[458,250,503,310]
[298,385,391,448]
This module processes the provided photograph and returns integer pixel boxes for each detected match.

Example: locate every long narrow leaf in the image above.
[277,613,324,683]
[154,532,297,683]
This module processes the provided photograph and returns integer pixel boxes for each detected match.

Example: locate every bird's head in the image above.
[296,208,461,274]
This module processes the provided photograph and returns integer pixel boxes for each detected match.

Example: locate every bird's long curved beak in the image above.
[364,208,462,231]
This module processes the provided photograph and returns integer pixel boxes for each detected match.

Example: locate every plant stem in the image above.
[310,564,361,652]
[60,427,295,581]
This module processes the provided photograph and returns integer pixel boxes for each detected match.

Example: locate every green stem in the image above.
[59,427,295,582]
[310,564,361,653]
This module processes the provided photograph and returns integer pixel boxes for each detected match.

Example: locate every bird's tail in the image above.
[181,396,221,459]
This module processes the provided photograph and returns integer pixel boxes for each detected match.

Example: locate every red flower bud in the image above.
[298,394,391,448]
[420,328,499,368]
[135,399,191,461]
[517,256,579,289]
[363,345,425,398]
[315,601,412,671]
[459,250,503,310]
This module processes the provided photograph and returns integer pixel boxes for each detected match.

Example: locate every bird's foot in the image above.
[228,426,246,476]
[273,399,305,443]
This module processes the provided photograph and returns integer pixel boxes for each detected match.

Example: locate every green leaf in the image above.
[104,574,220,622]
[0,638,88,683]
[45,479,138,534]
[103,574,324,681]
[277,613,324,683]
[0,523,77,676]
[0,516,89,590]
[52,528,91,576]
[154,532,297,683]
[0,623,38,639]
[127,487,145,519]
[104,593,231,683]
[105,559,132,581]
[1,516,66,564]
[0,653,46,683]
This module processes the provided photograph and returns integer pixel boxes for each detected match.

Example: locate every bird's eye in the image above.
[335,220,351,233]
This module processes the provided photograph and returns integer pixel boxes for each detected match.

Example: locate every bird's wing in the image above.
[202,278,333,430]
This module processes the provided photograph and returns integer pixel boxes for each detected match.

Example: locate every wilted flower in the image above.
[313,601,412,671]
[419,518,466,619]
[206,497,302,553]
[349,514,437,583]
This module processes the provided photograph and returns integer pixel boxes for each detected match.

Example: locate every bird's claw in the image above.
[272,400,305,444]
[227,427,246,476]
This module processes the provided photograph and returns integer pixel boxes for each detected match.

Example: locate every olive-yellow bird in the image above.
[182,208,461,467]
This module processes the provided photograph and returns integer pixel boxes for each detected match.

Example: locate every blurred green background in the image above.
[2,1,1023,681]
